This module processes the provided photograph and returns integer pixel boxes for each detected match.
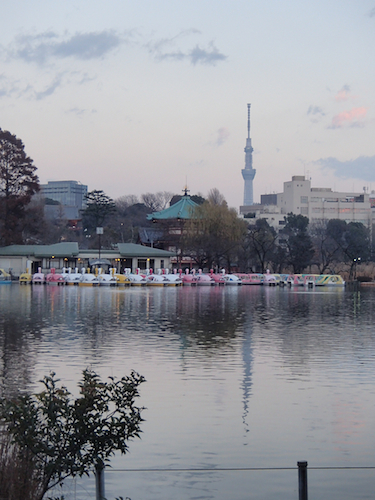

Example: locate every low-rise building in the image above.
[0,242,175,277]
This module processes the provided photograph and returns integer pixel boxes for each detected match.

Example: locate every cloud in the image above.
[215,127,230,146]
[335,84,353,102]
[7,30,123,64]
[307,105,325,123]
[329,107,367,129]
[189,44,227,65]
[148,32,227,66]
[35,76,64,100]
[0,74,31,99]
[157,43,227,65]
[317,156,375,181]
[149,29,201,52]
[307,105,325,116]
[369,7,375,17]
[66,107,97,117]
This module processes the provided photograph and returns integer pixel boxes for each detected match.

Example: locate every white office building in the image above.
[240,176,372,229]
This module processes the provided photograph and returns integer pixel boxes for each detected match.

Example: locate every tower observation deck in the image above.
[241,103,256,206]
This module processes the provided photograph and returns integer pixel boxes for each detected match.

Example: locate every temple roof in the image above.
[147,194,198,221]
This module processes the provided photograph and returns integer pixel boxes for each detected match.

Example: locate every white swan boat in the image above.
[124,268,147,286]
[97,268,117,286]
[79,268,100,286]
[32,267,45,285]
[62,267,83,285]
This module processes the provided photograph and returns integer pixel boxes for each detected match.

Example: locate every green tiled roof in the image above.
[116,243,175,257]
[0,242,79,257]
[0,242,175,258]
[147,195,198,220]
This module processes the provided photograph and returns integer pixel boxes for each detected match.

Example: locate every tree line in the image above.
[0,128,372,277]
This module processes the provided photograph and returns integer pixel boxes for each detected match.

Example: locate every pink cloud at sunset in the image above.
[330,107,367,128]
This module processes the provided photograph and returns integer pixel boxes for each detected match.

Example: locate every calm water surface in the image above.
[0,284,375,499]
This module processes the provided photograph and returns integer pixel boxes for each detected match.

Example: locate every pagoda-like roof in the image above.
[147,194,198,221]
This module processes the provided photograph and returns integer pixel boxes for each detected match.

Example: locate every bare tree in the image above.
[207,188,226,206]
[115,195,139,213]
[141,191,174,212]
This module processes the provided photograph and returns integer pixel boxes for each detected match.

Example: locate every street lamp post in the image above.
[96,227,103,262]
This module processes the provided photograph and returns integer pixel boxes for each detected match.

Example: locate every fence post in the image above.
[297,461,308,500]
[95,459,105,500]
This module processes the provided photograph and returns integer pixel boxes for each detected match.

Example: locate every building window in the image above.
[301,207,308,215]
[137,259,147,269]
[301,196,308,204]
[160,260,164,269]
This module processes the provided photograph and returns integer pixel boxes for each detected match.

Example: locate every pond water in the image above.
[0,284,375,499]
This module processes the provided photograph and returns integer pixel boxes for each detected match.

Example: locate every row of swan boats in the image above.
[16,267,345,287]
[19,268,242,287]
[236,271,345,287]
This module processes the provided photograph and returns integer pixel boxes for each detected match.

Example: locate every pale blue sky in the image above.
[1,0,375,208]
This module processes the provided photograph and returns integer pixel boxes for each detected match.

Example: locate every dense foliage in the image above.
[0,370,145,500]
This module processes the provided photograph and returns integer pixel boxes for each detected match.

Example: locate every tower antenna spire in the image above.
[241,103,256,206]
[247,103,251,139]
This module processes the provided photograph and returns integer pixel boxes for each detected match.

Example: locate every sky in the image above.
[1,0,375,210]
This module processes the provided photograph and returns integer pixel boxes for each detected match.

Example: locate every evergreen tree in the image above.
[282,213,314,273]
[0,129,39,245]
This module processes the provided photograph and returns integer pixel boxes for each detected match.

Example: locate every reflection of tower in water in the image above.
[241,324,253,437]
